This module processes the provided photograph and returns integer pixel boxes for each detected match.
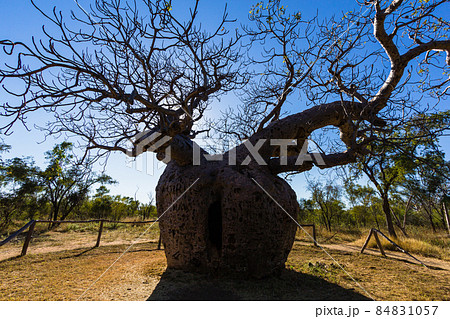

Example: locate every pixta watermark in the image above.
[125,130,325,174]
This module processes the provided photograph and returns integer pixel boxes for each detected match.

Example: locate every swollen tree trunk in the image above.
[154,101,367,277]
[156,160,298,278]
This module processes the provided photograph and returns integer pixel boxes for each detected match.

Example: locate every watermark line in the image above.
[77,177,200,300]
[251,177,375,301]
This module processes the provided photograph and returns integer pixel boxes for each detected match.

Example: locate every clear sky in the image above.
[1,0,449,203]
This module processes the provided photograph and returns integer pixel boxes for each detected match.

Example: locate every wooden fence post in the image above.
[157,233,162,250]
[373,231,386,257]
[21,220,36,256]
[360,228,373,254]
[312,224,318,246]
[95,220,104,248]
[0,220,35,247]
[374,228,428,267]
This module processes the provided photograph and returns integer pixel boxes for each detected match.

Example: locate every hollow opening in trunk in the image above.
[207,199,223,254]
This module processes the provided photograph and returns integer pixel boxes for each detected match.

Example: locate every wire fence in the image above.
[0,218,161,257]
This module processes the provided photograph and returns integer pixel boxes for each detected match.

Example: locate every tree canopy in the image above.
[1,0,449,173]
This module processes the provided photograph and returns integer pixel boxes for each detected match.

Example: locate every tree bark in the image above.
[375,215,380,230]
[390,208,408,237]
[381,194,397,238]
[156,159,299,278]
[423,205,437,233]
[443,201,450,235]
[402,195,413,230]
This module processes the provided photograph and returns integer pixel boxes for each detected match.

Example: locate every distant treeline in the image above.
[2,140,449,237]
[299,178,450,236]
[0,142,156,231]
[299,120,450,238]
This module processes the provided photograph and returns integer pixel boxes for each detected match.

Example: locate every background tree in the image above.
[350,137,411,237]
[347,110,450,237]
[308,180,345,231]
[345,182,381,228]
[1,0,449,276]
[442,194,450,235]
[90,186,114,219]
[403,147,450,232]
[0,149,41,230]
[298,198,315,223]
[139,193,157,220]
[39,142,115,224]
[0,143,152,233]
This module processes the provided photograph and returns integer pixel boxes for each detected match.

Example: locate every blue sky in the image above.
[1,0,449,203]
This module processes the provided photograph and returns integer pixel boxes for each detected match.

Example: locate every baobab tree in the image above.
[1,0,449,277]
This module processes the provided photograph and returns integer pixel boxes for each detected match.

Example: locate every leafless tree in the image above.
[1,0,245,163]
[1,0,449,276]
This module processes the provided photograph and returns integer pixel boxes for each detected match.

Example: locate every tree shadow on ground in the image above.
[57,246,161,260]
[147,268,371,301]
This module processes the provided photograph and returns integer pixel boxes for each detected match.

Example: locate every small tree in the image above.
[309,180,345,231]
[0,152,41,230]
[403,148,450,232]
[345,182,379,228]
[140,193,156,220]
[298,198,315,223]
[350,142,409,238]
[348,110,450,237]
[39,142,115,223]
[91,186,114,219]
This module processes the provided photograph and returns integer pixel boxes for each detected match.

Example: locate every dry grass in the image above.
[286,243,450,301]
[357,236,449,261]
[0,242,165,301]
[352,228,450,261]
[295,227,363,244]
[0,224,449,300]
[0,239,449,300]
[0,221,160,262]
[295,225,450,261]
